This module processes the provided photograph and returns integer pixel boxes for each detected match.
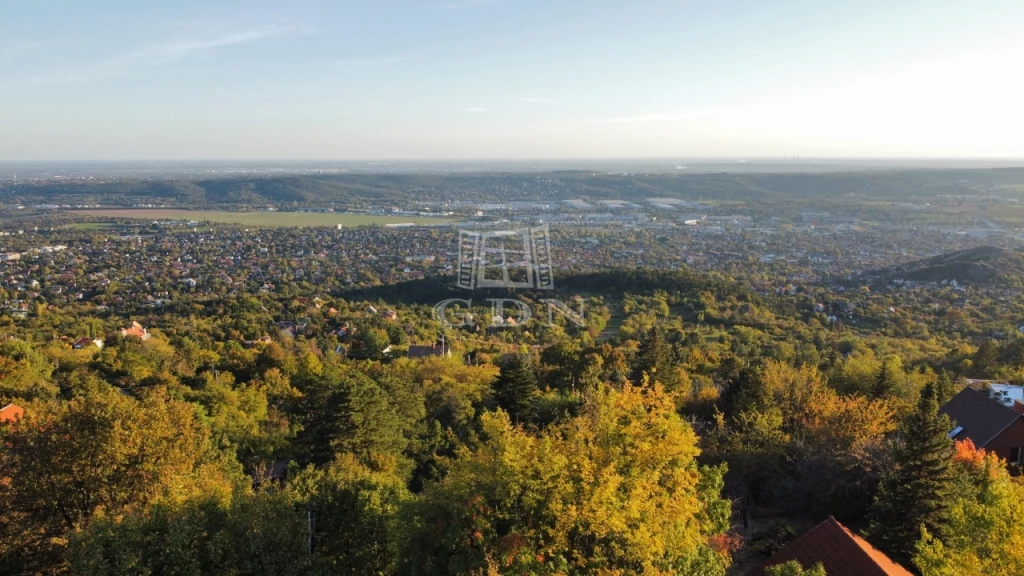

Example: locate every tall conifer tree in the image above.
[935,371,956,406]
[494,353,539,424]
[867,382,954,565]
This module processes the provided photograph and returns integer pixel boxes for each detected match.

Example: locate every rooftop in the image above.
[940,387,1022,448]
[746,517,913,576]
[0,403,25,424]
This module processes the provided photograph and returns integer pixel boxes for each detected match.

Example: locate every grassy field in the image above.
[67,209,458,228]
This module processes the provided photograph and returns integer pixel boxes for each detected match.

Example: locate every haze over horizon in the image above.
[4,0,1024,161]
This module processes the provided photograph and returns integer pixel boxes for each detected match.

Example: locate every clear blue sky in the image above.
[3,0,1023,160]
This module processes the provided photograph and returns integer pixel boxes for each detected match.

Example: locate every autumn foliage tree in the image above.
[914,440,1024,576]
[401,383,732,575]
[707,361,896,517]
[0,386,238,575]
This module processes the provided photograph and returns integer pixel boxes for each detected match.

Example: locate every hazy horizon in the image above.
[5,157,1024,181]
[4,0,1024,161]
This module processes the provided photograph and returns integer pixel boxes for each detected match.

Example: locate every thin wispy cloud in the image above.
[518,97,547,103]
[28,25,297,85]
[441,0,499,10]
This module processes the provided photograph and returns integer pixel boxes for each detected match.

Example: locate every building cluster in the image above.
[0,209,1016,321]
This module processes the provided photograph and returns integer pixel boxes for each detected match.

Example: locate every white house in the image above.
[970,380,1024,407]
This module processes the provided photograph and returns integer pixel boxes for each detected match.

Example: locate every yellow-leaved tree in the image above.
[0,385,238,575]
[401,382,733,575]
[914,440,1024,576]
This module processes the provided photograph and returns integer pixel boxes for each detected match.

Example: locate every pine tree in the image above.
[295,367,406,466]
[493,353,539,424]
[973,339,999,376]
[872,356,902,398]
[935,370,956,406]
[632,326,669,385]
[867,381,954,565]
[824,342,839,370]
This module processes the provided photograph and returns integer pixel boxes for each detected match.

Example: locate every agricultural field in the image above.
[66,209,459,227]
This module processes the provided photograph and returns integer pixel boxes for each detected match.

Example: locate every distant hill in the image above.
[341,268,754,305]
[853,246,1024,287]
[3,166,1024,207]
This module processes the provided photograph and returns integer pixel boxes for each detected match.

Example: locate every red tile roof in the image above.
[120,321,149,339]
[0,403,24,424]
[746,517,913,576]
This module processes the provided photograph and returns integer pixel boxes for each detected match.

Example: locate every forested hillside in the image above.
[4,249,1024,574]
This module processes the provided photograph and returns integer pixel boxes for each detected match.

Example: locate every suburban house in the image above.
[408,344,451,359]
[0,403,25,424]
[746,516,913,576]
[983,381,1024,408]
[73,337,104,350]
[120,321,151,341]
[962,378,1024,407]
[251,460,290,491]
[940,387,1024,467]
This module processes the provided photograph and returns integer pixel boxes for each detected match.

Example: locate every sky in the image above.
[2,0,1024,160]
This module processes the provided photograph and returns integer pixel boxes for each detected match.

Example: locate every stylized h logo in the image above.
[457,225,554,290]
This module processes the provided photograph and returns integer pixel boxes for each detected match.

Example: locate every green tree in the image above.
[0,386,237,574]
[872,355,903,399]
[186,370,291,467]
[0,339,58,400]
[972,339,999,376]
[914,442,1024,576]
[294,365,406,467]
[493,353,539,425]
[632,325,670,384]
[71,456,409,576]
[401,383,732,575]
[291,454,410,575]
[934,371,956,406]
[350,327,391,360]
[766,560,827,576]
[867,382,954,565]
